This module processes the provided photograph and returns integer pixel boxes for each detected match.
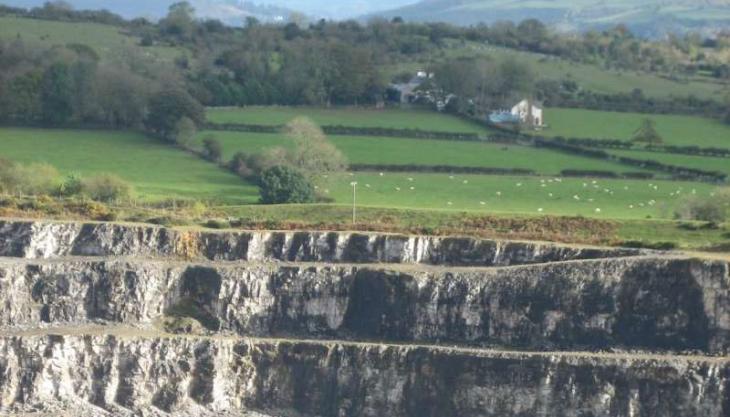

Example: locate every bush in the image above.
[675,190,729,223]
[229,148,288,178]
[58,173,83,197]
[0,160,61,196]
[229,152,255,177]
[202,135,223,162]
[258,166,315,204]
[203,219,229,229]
[173,116,197,147]
[82,174,133,203]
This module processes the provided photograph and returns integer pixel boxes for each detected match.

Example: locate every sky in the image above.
[2,0,421,18]
[254,1,417,18]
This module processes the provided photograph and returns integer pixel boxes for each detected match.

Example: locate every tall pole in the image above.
[350,182,357,224]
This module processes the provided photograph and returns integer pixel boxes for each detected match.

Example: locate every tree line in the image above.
[1,1,729,137]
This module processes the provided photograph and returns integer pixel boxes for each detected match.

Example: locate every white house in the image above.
[511,99,544,127]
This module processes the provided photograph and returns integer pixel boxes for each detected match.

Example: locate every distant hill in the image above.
[0,0,298,24]
[373,0,730,37]
[0,0,420,20]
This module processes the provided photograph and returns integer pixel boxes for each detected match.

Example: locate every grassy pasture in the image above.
[538,108,730,149]
[196,131,645,176]
[0,16,179,62]
[318,172,715,219]
[608,150,730,176]
[206,106,491,134]
[0,128,257,203]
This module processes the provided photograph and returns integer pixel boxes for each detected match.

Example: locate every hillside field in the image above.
[0,128,256,203]
[608,150,730,176]
[206,107,491,134]
[317,172,716,219]
[538,108,730,148]
[0,16,179,62]
[196,130,648,176]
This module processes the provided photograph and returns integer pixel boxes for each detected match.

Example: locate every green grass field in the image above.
[0,128,256,203]
[206,106,491,134]
[538,108,730,148]
[197,130,648,176]
[607,150,730,176]
[318,172,715,219]
[0,126,709,220]
[0,16,180,62]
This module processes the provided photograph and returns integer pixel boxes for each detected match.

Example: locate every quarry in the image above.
[0,219,728,416]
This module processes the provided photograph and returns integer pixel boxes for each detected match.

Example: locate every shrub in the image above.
[203,219,229,229]
[202,135,223,162]
[229,152,255,177]
[258,166,315,204]
[0,161,60,196]
[173,116,197,147]
[58,173,83,197]
[229,148,288,178]
[675,190,729,223]
[82,174,133,203]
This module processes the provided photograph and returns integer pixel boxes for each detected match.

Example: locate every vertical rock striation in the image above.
[0,219,727,416]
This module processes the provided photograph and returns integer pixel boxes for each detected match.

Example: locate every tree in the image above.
[94,65,151,128]
[283,117,347,176]
[145,88,204,141]
[517,19,548,50]
[41,62,73,125]
[632,118,664,144]
[160,2,196,40]
[174,117,197,147]
[258,166,315,204]
[202,135,222,162]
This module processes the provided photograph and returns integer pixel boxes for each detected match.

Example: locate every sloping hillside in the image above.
[1,0,297,23]
[375,0,730,36]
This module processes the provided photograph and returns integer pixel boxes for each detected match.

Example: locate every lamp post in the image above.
[350,181,357,224]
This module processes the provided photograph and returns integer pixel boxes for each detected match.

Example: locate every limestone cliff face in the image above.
[1,257,728,354]
[0,220,728,417]
[0,220,643,265]
[1,334,727,417]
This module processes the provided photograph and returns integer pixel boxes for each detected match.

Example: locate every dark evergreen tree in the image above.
[258,166,315,204]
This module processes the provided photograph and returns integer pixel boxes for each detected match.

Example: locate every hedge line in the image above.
[483,120,727,183]
[353,165,654,180]
[205,123,483,141]
[552,136,730,158]
[560,170,654,180]
[350,164,535,175]
[535,139,727,183]
[207,119,727,183]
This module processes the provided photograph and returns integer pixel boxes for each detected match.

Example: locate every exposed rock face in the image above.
[1,257,729,354]
[0,220,644,265]
[0,219,727,417]
[1,334,728,417]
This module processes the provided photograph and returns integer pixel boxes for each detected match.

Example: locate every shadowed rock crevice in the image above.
[166,267,224,332]
[615,260,711,351]
[342,269,418,339]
